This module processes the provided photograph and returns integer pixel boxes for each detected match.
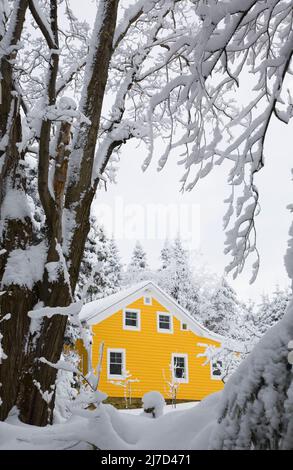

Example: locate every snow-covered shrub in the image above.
[209,310,293,450]
[141,391,165,418]
[53,351,79,423]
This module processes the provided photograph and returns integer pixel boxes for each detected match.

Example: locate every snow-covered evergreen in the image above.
[104,237,123,293]
[159,239,172,270]
[255,287,290,335]
[157,237,201,319]
[76,218,122,302]
[123,241,154,286]
[202,277,241,336]
[129,241,148,271]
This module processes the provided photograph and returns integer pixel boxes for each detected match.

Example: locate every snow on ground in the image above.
[119,401,198,415]
[0,395,220,450]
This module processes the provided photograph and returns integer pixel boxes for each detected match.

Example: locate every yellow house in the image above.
[78,281,226,402]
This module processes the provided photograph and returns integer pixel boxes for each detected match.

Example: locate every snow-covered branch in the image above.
[142,0,293,280]
[28,300,83,325]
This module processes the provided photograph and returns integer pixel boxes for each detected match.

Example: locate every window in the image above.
[107,348,125,379]
[211,360,223,380]
[181,322,188,331]
[123,309,140,330]
[172,354,188,383]
[125,311,137,327]
[159,315,170,329]
[157,312,173,333]
[144,296,152,305]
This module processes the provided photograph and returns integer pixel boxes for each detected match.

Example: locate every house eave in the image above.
[79,280,241,349]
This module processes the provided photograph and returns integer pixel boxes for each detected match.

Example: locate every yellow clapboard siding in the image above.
[85,296,224,401]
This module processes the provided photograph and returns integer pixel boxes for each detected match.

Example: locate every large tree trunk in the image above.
[17,284,71,425]
[0,0,120,426]
[0,1,32,421]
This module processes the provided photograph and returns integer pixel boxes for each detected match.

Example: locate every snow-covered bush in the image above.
[141,391,165,418]
[54,365,78,423]
[209,311,293,450]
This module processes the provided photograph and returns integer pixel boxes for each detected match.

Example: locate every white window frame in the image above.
[123,308,141,331]
[171,353,189,383]
[180,321,188,331]
[210,359,223,381]
[157,312,173,333]
[144,296,152,306]
[107,348,126,380]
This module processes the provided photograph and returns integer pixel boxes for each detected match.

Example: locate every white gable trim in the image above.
[82,281,226,344]
[83,283,153,326]
[146,283,224,342]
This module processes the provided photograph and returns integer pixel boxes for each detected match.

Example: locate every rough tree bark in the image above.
[0,0,33,422]
[0,0,120,426]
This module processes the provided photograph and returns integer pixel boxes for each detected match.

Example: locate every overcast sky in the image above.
[72,0,293,304]
[92,117,292,304]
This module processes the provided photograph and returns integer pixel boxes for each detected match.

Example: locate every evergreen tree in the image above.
[104,237,123,295]
[77,220,122,302]
[157,237,200,318]
[159,239,172,270]
[203,277,241,336]
[255,287,290,336]
[123,241,154,286]
[169,237,193,306]
[129,241,148,271]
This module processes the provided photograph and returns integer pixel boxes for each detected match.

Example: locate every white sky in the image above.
[72,0,293,304]
[93,117,293,304]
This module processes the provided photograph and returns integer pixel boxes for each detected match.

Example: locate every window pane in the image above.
[109,352,123,376]
[159,315,170,329]
[110,363,122,375]
[125,311,137,327]
[176,358,185,367]
[126,319,137,326]
[126,312,137,319]
[160,315,170,322]
[110,352,122,364]
[174,356,185,379]
[212,361,222,376]
[175,368,184,378]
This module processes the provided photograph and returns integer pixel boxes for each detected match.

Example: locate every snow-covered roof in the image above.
[79,281,149,323]
[79,281,220,340]
[79,280,242,349]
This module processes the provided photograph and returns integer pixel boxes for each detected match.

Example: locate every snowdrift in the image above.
[0,393,221,450]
